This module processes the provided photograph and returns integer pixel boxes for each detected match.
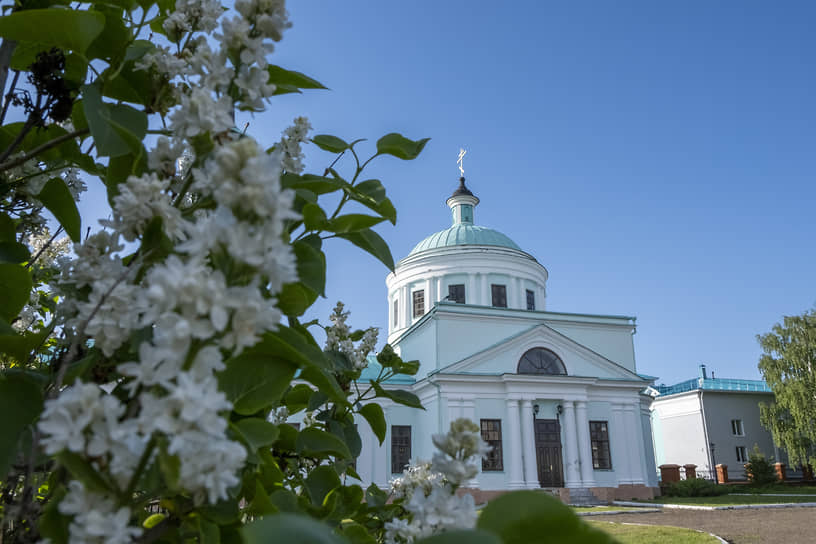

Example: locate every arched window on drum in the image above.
[517,348,567,375]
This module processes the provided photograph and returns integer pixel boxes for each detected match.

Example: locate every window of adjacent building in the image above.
[412,290,424,318]
[731,419,744,436]
[589,421,612,470]
[391,425,411,473]
[491,284,507,308]
[526,289,535,310]
[480,419,503,471]
[448,284,466,304]
[736,446,748,463]
[393,299,398,327]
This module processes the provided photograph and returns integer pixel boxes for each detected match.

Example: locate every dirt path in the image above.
[592,507,816,544]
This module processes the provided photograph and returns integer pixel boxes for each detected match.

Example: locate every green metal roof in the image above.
[407,224,522,256]
[656,377,772,396]
[358,355,415,384]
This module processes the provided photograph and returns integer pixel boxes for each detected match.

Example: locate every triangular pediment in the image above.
[437,323,644,381]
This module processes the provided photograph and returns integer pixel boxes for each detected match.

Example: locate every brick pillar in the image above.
[659,464,681,483]
[716,464,729,484]
[775,462,786,481]
[803,465,814,482]
[683,464,697,479]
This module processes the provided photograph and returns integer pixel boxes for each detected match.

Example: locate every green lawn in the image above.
[637,494,816,506]
[588,521,719,543]
[733,484,816,495]
[572,506,652,513]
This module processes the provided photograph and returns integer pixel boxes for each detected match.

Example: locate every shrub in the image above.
[745,445,779,486]
[663,478,731,497]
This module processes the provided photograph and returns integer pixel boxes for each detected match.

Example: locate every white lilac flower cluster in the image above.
[278,116,312,174]
[12,229,71,332]
[324,301,379,371]
[36,1,306,541]
[3,153,87,237]
[384,418,490,544]
[59,481,142,544]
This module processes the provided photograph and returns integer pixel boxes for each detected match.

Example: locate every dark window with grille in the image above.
[412,290,424,318]
[391,425,411,473]
[526,289,535,310]
[393,299,398,327]
[589,421,612,469]
[491,284,507,308]
[480,419,503,471]
[448,284,466,304]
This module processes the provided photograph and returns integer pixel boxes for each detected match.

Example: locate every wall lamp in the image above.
[533,404,540,416]
[557,404,563,416]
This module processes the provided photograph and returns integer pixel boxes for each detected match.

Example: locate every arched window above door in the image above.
[517,348,567,375]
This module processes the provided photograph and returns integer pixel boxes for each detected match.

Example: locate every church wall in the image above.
[545,322,636,372]
[473,398,510,490]
[434,317,528,370]
[586,401,619,487]
[640,401,659,487]
[395,319,438,377]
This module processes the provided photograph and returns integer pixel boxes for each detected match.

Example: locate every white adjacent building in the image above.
[650,365,791,481]
[341,178,660,502]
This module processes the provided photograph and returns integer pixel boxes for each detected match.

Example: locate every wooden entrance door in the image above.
[534,419,564,487]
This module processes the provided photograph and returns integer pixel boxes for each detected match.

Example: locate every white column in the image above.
[403,285,411,326]
[561,401,581,487]
[440,395,451,434]
[624,402,645,485]
[427,277,436,309]
[480,274,489,306]
[512,277,520,309]
[467,273,477,305]
[505,399,525,488]
[388,294,394,334]
[611,404,631,484]
[448,397,462,426]
[575,401,596,487]
[463,399,478,487]
[436,276,443,304]
[520,399,538,489]
[463,399,475,422]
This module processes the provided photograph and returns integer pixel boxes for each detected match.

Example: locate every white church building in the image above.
[337,176,661,502]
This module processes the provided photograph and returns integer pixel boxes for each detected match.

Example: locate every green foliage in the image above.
[36,178,81,242]
[757,308,816,468]
[0,372,43,478]
[477,491,615,544]
[744,445,778,487]
[0,263,32,322]
[662,478,731,497]
[0,9,105,54]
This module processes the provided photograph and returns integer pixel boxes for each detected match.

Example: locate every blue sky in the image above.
[68,1,812,384]
[239,0,815,385]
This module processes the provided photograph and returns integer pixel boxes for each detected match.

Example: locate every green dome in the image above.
[408,224,522,256]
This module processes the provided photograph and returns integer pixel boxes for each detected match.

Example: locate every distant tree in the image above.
[744,444,778,487]
[757,308,816,468]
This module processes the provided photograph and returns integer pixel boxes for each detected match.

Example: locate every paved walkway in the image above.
[592,507,816,544]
